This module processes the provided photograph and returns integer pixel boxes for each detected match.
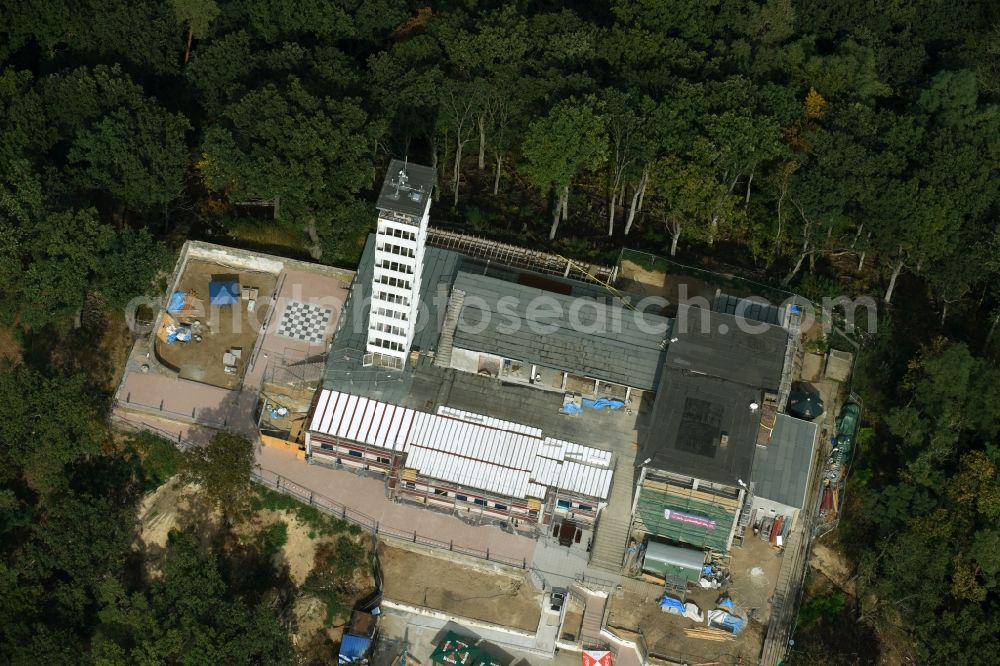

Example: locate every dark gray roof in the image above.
[376,159,435,218]
[665,304,788,390]
[451,271,670,391]
[751,414,818,509]
[322,234,460,401]
[713,293,785,327]
[638,367,762,487]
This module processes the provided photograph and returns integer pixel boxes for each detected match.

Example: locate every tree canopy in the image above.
[2,1,999,662]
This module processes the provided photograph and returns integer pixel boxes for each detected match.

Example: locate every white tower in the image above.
[366,159,435,368]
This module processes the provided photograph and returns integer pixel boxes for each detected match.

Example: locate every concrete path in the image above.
[256,446,537,565]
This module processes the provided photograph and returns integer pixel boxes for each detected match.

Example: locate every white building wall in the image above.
[366,200,431,364]
[750,495,799,529]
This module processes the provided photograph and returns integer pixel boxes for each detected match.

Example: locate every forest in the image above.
[1,1,998,664]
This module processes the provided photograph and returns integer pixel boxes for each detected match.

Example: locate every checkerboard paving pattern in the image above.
[276,301,332,344]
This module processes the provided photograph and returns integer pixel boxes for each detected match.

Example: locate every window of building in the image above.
[371,321,406,337]
[433,488,448,497]
[494,502,508,511]
[473,498,487,507]
[384,227,416,242]
[455,494,468,502]
[556,499,572,510]
[376,456,391,465]
[577,504,594,512]
[375,291,409,306]
[320,442,333,450]
[347,450,363,458]
[404,481,416,489]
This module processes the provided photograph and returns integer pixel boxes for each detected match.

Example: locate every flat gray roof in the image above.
[451,271,669,390]
[665,304,788,390]
[713,293,785,326]
[638,367,762,487]
[751,414,818,510]
[319,236,647,453]
[376,159,435,218]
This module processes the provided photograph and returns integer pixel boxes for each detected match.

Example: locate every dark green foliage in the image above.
[0,363,294,662]
[93,530,292,664]
[262,520,289,553]
[182,430,255,519]
[816,342,1000,664]
[797,590,845,628]
[132,431,183,490]
[2,0,1000,661]
[302,536,370,626]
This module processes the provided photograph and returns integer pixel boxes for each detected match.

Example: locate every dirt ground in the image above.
[379,543,541,632]
[727,533,785,622]
[618,260,721,315]
[0,325,21,363]
[155,259,277,389]
[135,478,225,574]
[608,536,782,665]
[99,313,135,391]
[810,542,856,597]
[260,383,318,442]
[238,509,318,585]
[608,584,765,665]
[561,596,585,642]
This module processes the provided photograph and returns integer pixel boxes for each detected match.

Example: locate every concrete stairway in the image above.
[588,460,634,572]
[433,288,465,368]
[579,591,608,648]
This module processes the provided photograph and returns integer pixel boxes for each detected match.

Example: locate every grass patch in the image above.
[251,487,351,537]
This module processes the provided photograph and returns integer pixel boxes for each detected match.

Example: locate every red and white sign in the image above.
[583,650,612,666]
[663,509,717,530]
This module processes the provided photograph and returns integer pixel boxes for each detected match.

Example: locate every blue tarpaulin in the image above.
[167,291,186,313]
[562,403,582,414]
[717,595,734,611]
[209,280,239,306]
[708,609,746,634]
[339,633,371,663]
[659,595,686,615]
[720,613,746,633]
[581,397,626,411]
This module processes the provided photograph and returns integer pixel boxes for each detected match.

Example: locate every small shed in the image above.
[338,633,371,664]
[642,540,706,584]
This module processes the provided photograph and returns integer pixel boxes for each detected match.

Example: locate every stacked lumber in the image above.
[682,626,734,641]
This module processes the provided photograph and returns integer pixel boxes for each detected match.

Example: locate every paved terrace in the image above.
[114,241,351,431]
[259,446,537,565]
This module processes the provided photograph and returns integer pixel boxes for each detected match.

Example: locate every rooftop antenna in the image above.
[392,156,408,198]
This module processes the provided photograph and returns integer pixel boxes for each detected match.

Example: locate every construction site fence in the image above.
[252,468,529,570]
[111,415,199,451]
